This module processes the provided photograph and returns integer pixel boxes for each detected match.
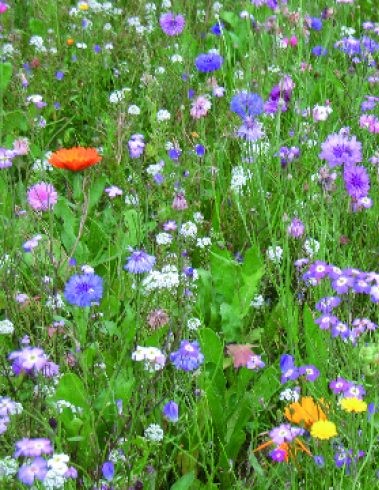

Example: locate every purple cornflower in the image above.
[315,296,341,313]
[102,461,114,481]
[269,447,287,462]
[334,449,352,469]
[128,134,145,159]
[163,401,179,422]
[314,455,325,467]
[0,147,15,168]
[168,147,182,161]
[124,250,155,274]
[230,91,264,118]
[55,71,64,80]
[159,12,185,36]
[277,146,300,167]
[315,314,339,330]
[195,144,205,156]
[210,21,224,36]
[15,438,53,457]
[269,424,303,445]
[287,218,305,238]
[170,340,204,371]
[299,365,320,382]
[309,17,323,30]
[27,182,58,211]
[343,165,370,199]
[163,220,177,231]
[18,457,48,486]
[194,53,224,73]
[8,347,48,376]
[236,117,265,141]
[319,132,362,168]
[64,273,103,307]
[329,377,351,395]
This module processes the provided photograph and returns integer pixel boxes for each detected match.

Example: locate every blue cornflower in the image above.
[194,53,223,73]
[55,71,64,80]
[313,455,325,467]
[312,46,328,56]
[230,91,264,118]
[195,144,205,156]
[102,461,114,481]
[310,17,323,31]
[210,22,224,36]
[64,273,103,307]
[170,340,204,371]
[124,250,156,274]
[163,401,179,422]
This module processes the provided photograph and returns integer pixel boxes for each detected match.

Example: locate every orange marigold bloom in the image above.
[284,396,327,428]
[66,38,75,46]
[49,147,102,172]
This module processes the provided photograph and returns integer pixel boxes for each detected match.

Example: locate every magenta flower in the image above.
[27,182,58,211]
[159,12,185,36]
[0,2,9,14]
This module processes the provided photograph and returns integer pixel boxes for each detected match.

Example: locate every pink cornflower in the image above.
[27,182,58,211]
[105,185,123,198]
[190,95,212,119]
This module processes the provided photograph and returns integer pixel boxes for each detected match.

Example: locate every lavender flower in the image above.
[287,218,305,238]
[17,457,48,486]
[124,250,156,274]
[64,273,103,307]
[159,12,185,36]
[319,132,362,167]
[269,424,303,445]
[128,134,145,159]
[102,461,114,481]
[0,148,15,168]
[163,401,179,422]
[299,365,320,382]
[170,340,204,371]
[8,347,48,376]
[343,165,370,199]
[14,438,53,458]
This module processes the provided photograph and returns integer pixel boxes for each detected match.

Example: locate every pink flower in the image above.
[190,95,212,119]
[27,182,58,211]
[0,2,9,14]
[13,138,29,156]
[105,185,123,198]
[172,193,188,210]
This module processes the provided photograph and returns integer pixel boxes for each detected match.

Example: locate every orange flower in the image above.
[49,147,102,172]
[254,439,311,461]
[284,397,327,428]
[66,38,75,46]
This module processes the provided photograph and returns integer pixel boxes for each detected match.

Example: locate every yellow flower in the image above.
[78,2,89,11]
[310,420,337,440]
[340,397,367,413]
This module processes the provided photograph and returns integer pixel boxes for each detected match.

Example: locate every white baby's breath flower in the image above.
[266,245,283,264]
[128,104,141,115]
[0,319,14,335]
[156,233,173,245]
[144,424,164,442]
[157,109,171,122]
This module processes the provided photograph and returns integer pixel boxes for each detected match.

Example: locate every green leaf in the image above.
[198,328,223,367]
[170,472,195,490]
[210,247,239,303]
[219,11,240,28]
[0,63,13,95]
[303,304,329,375]
[88,176,106,211]
[55,373,90,409]
[220,302,242,342]
[29,18,48,36]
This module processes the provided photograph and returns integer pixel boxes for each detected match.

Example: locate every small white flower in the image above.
[266,245,283,264]
[193,212,204,223]
[156,233,173,245]
[187,317,201,331]
[180,222,198,239]
[103,22,112,31]
[279,388,300,402]
[161,0,171,8]
[250,294,265,309]
[303,238,320,258]
[170,54,183,63]
[144,423,164,442]
[155,66,166,75]
[81,265,95,274]
[157,109,171,122]
[128,104,141,115]
[0,319,14,335]
[76,42,87,49]
[196,237,212,249]
[0,457,19,478]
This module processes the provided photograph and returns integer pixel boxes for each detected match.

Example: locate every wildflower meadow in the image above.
[1,0,379,488]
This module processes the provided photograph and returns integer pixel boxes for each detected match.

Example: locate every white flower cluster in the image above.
[29,35,46,52]
[0,319,14,335]
[132,346,166,372]
[43,453,71,490]
[55,399,83,415]
[230,166,252,192]
[157,109,171,122]
[303,238,320,258]
[266,245,283,265]
[187,317,201,331]
[279,387,301,402]
[146,161,164,176]
[156,232,173,246]
[109,87,130,104]
[144,423,164,442]
[180,221,198,239]
[196,237,212,249]
[250,294,265,309]
[142,265,180,291]
[0,457,18,480]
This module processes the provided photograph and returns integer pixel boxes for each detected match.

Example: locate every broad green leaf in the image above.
[88,175,106,211]
[55,373,90,409]
[303,304,329,376]
[170,472,195,490]
[199,328,223,366]
[220,302,242,341]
